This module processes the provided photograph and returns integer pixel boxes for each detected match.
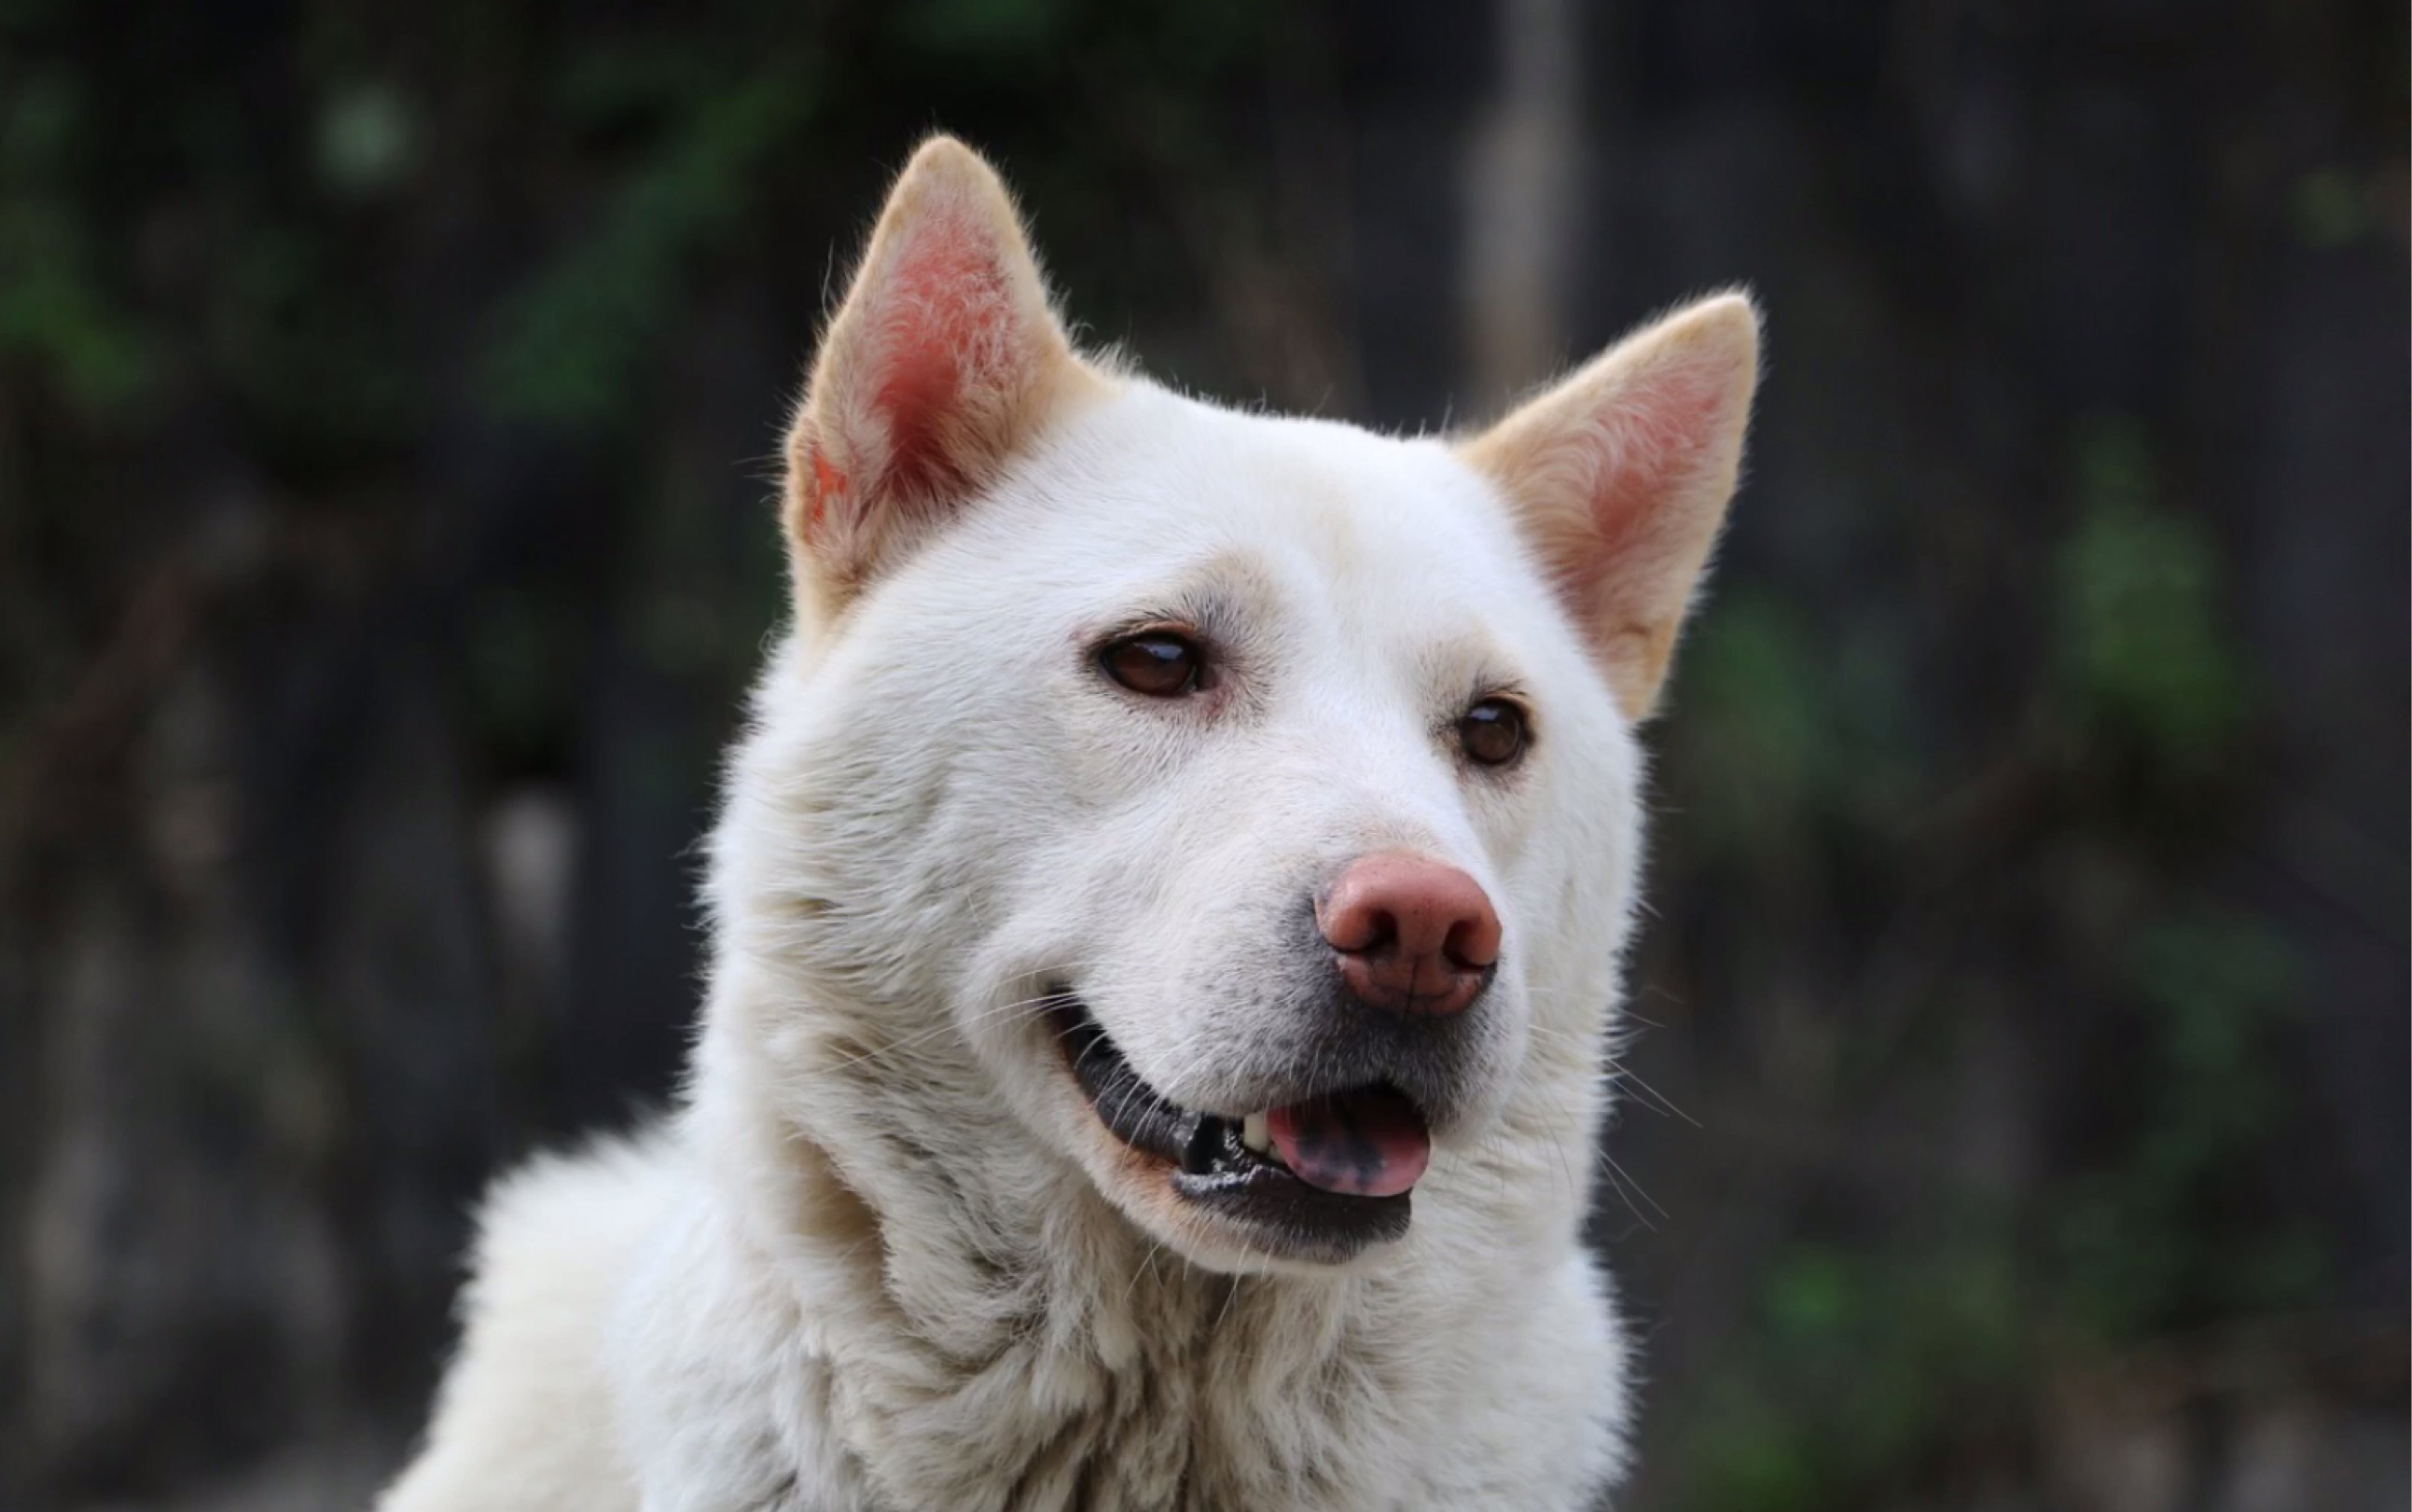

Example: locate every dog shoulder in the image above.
[378,1130,685,1512]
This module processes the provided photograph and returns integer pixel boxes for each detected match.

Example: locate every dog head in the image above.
[719,138,1756,1273]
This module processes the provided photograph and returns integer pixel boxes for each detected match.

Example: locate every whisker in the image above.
[1602,1059,1700,1128]
[1600,1151,1666,1227]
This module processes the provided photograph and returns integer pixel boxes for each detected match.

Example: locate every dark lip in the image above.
[1047,994,1413,1262]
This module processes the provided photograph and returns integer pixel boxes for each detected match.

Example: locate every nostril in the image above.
[1442,911,1502,972]
[1320,895,1387,954]
[1442,928,1476,971]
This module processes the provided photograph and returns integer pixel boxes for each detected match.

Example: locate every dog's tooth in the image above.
[1241,1111,1271,1156]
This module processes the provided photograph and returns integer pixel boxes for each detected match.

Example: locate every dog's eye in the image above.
[1459,698,1529,767]
[1101,632,1205,698]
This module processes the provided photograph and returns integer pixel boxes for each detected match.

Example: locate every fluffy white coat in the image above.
[379,137,1758,1512]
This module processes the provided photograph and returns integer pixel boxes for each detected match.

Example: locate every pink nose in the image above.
[1315,852,1502,1017]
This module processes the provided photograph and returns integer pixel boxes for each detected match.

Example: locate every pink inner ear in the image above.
[867,210,1019,504]
[1576,356,1733,575]
[802,444,848,531]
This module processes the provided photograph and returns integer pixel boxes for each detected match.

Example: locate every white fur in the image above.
[381,141,1754,1512]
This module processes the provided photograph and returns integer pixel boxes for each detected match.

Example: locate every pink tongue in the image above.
[1266,1089,1432,1199]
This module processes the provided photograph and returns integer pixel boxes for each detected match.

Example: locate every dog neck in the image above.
[685,962,1598,1509]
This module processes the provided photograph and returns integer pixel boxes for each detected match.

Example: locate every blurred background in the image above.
[1,1,2404,1508]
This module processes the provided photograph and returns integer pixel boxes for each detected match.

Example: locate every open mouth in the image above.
[1047,994,1432,1261]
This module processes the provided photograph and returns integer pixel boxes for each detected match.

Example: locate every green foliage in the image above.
[201,215,424,460]
[0,69,151,414]
[1676,903,2313,1509]
[2291,165,2367,248]
[904,0,1077,58]
[900,0,1272,70]
[1684,1381,1820,1512]
[2054,910,2320,1339]
[478,63,816,429]
[316,82,420,198]
[1674,590,1923,857]
[1681,592,1834,846]
[1684,1239,2025,1511]
[2056,416,2247,760]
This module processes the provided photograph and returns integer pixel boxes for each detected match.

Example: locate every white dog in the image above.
[379,136,1758,1512]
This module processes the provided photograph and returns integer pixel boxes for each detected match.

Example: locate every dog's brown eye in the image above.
[1459,699,1528,766]
[1101,632,1204,697]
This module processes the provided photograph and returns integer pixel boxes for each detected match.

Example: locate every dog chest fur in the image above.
[600,1135,1623,1510]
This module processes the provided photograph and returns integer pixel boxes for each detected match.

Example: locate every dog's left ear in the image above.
[784,135,1102,622]
[1462,292,1761,721]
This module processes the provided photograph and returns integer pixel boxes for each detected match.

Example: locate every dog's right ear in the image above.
[1461,293,1760,723]
[783,136,1101,623]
